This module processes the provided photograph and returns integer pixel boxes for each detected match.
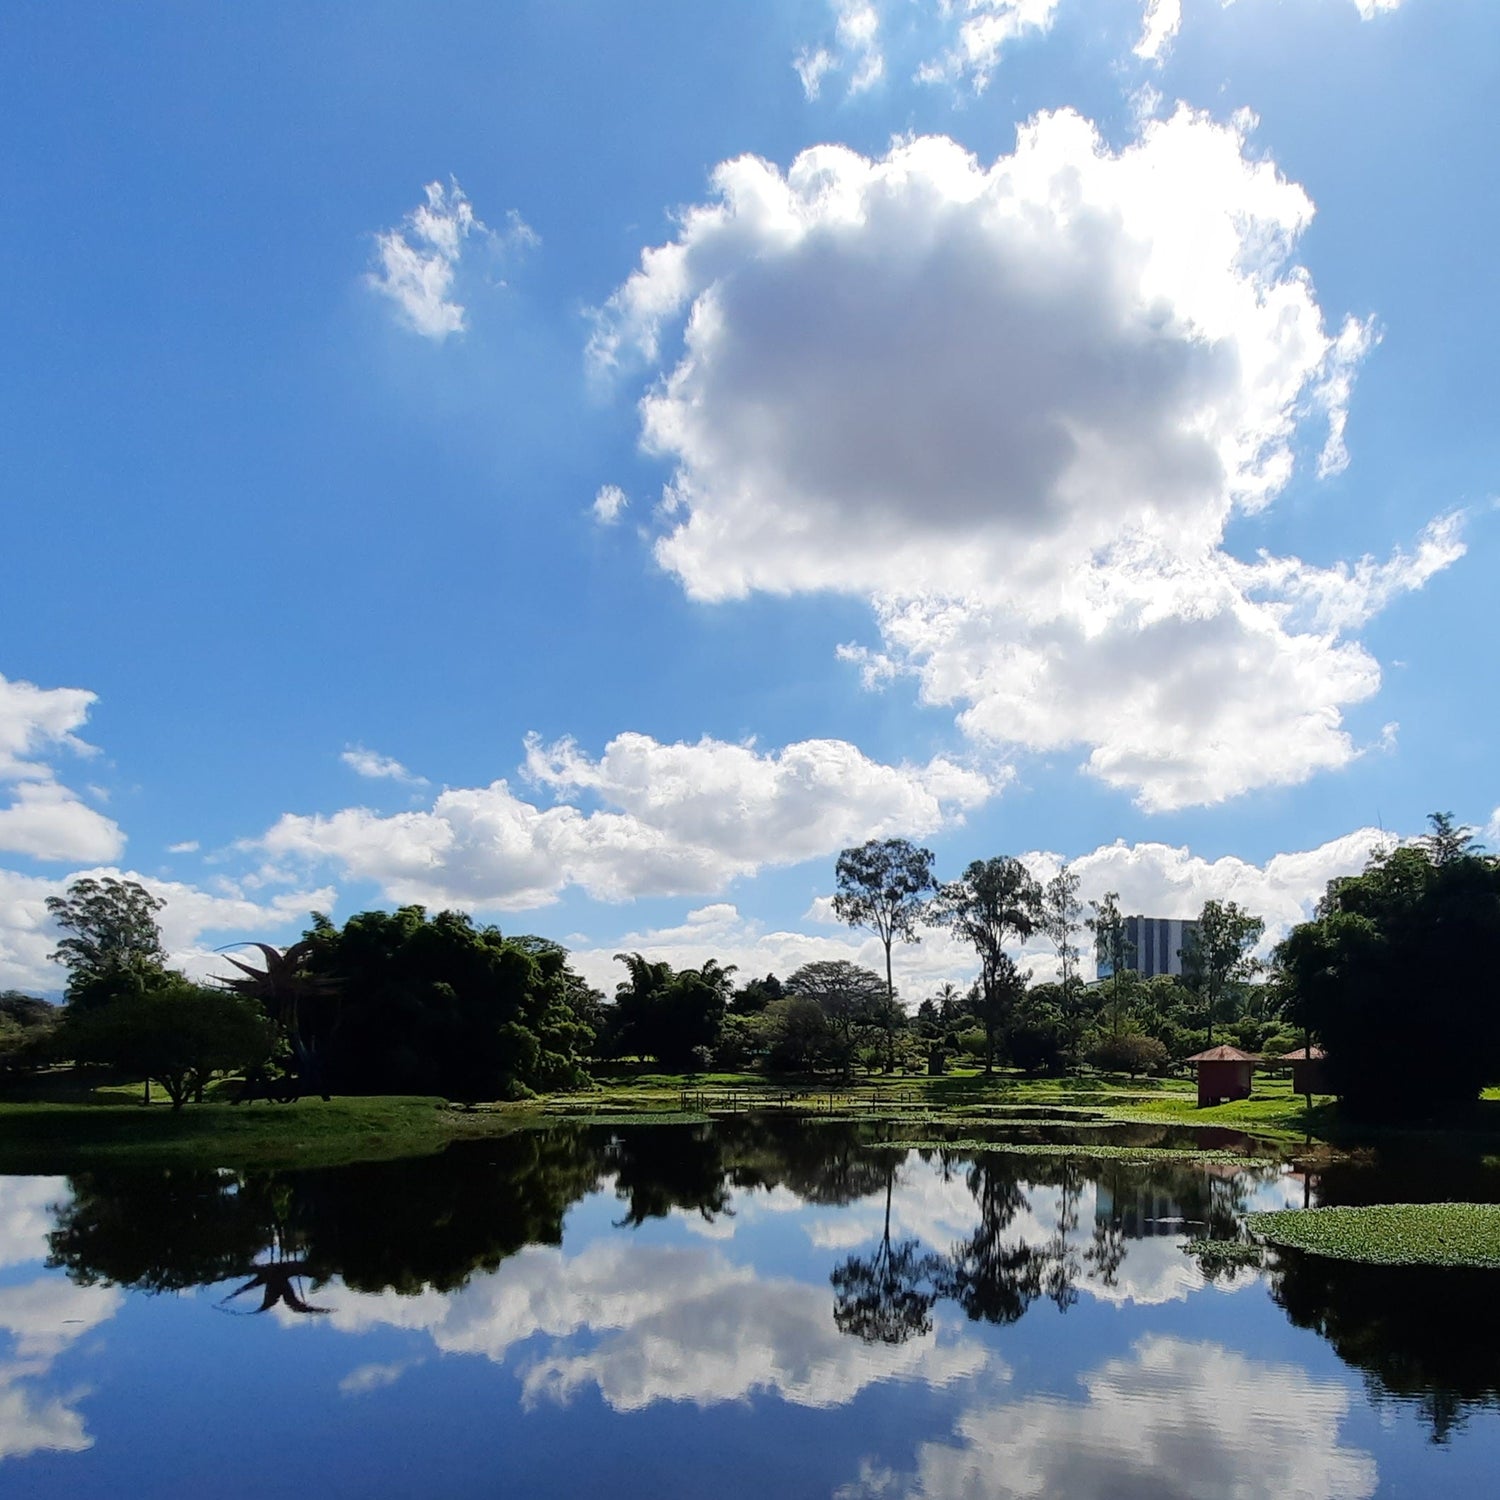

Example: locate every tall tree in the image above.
[1039,864,1084,995]
[46,876,168,1010]
[832,840,936,1067]
[930,857,1042,1074]
[1087,892,1134,1038]
[1180,900,1264,1048]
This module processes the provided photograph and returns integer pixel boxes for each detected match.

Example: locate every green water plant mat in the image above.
[1245,1203,1500,1268]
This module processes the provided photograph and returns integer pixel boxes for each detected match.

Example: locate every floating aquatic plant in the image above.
[1245,1204,1500,1268]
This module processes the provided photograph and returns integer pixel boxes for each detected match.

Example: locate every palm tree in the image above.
[218,940,339,1098]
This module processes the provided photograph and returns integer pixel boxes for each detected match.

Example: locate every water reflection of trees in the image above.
[46,1125,1275,1325]
[1268,1249,1500,1443]
[831,1151,1266,1340]
[46,1117,1498,1446]
[46,1127,610,1307]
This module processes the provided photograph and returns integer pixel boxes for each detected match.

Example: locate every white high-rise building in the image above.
[1097,915,1199,980]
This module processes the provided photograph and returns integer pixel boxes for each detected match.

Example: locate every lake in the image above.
[3,1118,1499,1497]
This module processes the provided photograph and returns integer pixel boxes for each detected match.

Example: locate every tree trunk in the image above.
[884,941,895,1073]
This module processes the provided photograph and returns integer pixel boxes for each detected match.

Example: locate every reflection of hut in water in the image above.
[1277,1044,1328,1095]
[1186,1045,1259,1106]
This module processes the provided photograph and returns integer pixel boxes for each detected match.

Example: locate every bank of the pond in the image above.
[0,1095,533,1172]
[3,1066,1494,1171]
[1247,1203,1500,1268]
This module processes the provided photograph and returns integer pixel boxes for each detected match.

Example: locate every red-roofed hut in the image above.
[1278,1044,1327,1096]
[1186,1045,1260,1106]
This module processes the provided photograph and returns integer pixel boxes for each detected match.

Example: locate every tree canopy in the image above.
[1181,900,1264,1048]
[1275,816,1500,1120]
[931,857,1041,1074]
[296,906,593,1099]
[45,876,168,1010]
[832,837,937,1014]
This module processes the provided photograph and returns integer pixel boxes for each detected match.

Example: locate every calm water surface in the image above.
[3,1119,1499,1498]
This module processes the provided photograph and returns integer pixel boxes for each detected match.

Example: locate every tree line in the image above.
[10,813,1498,1123]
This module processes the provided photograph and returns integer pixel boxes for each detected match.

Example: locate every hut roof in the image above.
[1277,1045,1326,1061]
[1185,1045,1261,1063]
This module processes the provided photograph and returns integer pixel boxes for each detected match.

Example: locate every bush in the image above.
[1086,1032,1170,1077]
[1006,1017,1067,1074]
[955,1027,987,1060]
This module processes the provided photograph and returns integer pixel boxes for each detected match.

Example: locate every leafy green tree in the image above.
[760,995,833,1073]
[730,972,784,1015]
[1276,819,1500,1120]
[299,907,591,1099]
[1039,864,1084,996]
[1086,1031,1170,1077]
[46,876,168,1011]
[509,935,607,1035]
[785,960,891,1077]
[1420,811,1482,866]
[1180,900,1265,1047]
[0,991,58,1072]
[1087,892,1134,1037]
[1007,982,1070,1073]
[832,838,937,1069]
[607,953,727,1070]
[59,976,275,1109]
[931,858,1041,1074]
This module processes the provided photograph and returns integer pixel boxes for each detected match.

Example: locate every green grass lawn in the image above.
[0,1092,532,1172]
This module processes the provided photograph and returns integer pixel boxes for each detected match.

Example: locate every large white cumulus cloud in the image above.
[594,109,1461,809]
[261,732,997,910]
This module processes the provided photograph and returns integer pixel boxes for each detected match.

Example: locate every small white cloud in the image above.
[341,746,428,787]
[1134,0,1182,60]
[166,840,200,854]
[917,1,1063,93]
[366,180,535,341]
[339,1361,417,1396]
[794,46,836,100]
[1136,0,1404,64]
[795,1,884,100]
[0,781,123,863]
[592,484,629,525]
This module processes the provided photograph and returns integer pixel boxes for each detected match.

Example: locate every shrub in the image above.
[955,1026,987,1060]
[1086,1032,1170,1077]
[1006,1017,1066,1074]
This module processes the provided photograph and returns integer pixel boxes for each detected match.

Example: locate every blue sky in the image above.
[3,0,1495,998]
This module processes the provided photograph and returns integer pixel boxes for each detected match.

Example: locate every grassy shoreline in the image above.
[2,1067,1496,1172]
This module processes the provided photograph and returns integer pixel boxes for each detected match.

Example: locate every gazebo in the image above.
[1186,1044,1260,1106]
[1278,1044,1327,1096]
